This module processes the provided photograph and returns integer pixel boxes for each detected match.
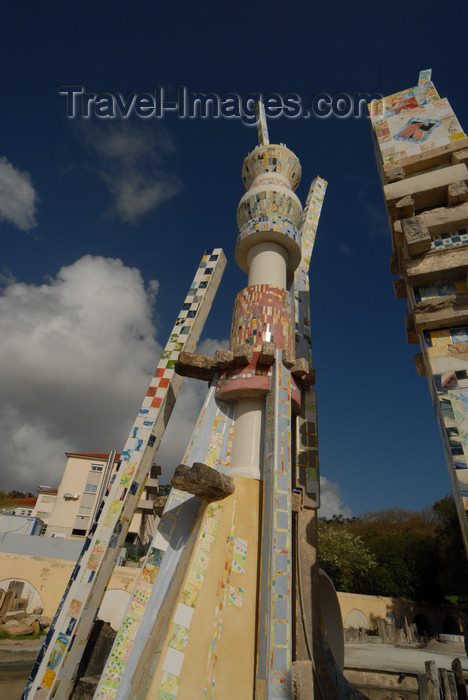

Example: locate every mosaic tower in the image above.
[93,107,340,700]
[25,106,366,700]
[369,70,468,553]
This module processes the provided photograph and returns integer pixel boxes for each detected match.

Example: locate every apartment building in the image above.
[31,452,161,548]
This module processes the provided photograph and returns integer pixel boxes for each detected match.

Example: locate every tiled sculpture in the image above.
[370,70,468,554]
[22,251,226,698]
[24,106,367,700]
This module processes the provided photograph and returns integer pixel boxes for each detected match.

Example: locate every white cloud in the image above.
[0,260,228,493]
[0,273,351,519]
[0,256,161,491]
[0,157,38,231]
[319,475,353,519]
[83,123,180,223]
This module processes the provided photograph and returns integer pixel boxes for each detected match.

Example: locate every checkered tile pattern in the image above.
[27,249,226,700]
[431,229,468,250]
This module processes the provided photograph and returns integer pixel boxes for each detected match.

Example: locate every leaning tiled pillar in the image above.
[369,69,468,553]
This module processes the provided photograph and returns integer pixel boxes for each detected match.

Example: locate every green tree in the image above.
[318,523,377,592]
[432,495,468,602]
[366,532,442,601]
[7,489,33,498]
[345,507,435,541]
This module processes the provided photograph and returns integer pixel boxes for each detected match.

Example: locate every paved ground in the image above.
[345,641,468,674]
[0,639,466,699]
[0,639,40,699]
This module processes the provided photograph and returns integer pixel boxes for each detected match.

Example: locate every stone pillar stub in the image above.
[401,218,431,256]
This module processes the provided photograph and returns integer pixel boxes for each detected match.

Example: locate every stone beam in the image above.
[171,462,235,501]
[413,353,426,377]
[259,342,276,365]
[413,293,468,331]
[405,314,419,344]
[395,195,415,220]
[452,148,468,167]
[214,349,234,368]
[448,342,468,360]
[447,181,468,206]
[386,166,405,183]
[390,252,401,275]
[401,218,431,256]
[384,163,468,216]
[417,201,468,235]
[233,343,253,365]
[175,351,217,381]
[404,245,468,286]
[382,137,468,178]
[393,278,407,299]
[291,359,315,386]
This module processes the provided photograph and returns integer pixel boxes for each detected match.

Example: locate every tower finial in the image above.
[255,100,270,146]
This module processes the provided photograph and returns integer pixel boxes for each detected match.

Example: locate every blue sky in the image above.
[0,0,467,517]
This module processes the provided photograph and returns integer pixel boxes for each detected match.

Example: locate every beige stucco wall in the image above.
[47,455,107,538]
[0,551,139,623]
[337,591,464,635]
[1,549,463,639]
[31,492,56,524]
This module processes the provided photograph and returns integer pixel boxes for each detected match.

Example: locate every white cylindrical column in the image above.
[229,397,265,479]
[247,241,288,288]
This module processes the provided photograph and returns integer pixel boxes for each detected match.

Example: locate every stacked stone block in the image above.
[370,71,468,554]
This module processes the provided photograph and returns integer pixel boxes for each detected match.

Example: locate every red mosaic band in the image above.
[230,284,295,352]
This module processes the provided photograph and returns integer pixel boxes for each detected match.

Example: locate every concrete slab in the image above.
[345,642,468,675]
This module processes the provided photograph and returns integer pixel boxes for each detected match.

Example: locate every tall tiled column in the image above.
[369,69,468,554]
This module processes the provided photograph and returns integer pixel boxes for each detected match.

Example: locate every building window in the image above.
[78,506,92,516]
[72,528,87,537]
[84,483,98,494]
[90,464,103,472]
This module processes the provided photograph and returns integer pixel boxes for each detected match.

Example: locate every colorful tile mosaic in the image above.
[151,501,227,698]
[230,285,295,351]
[202,495,239,698]
[430,229,468,251]
[92,119,327,700]
[241,144,302,191]
[256,100,270,147]
[294,176,327,368]
[415,279,466,303]
[96,383,235,698]
[408,312,468,547]
[429,369,468,529]
[256,356,293,697]
[369,74,466,167]
[236,214,301,258]
[26,250,226,700]
[237,188,303,229]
